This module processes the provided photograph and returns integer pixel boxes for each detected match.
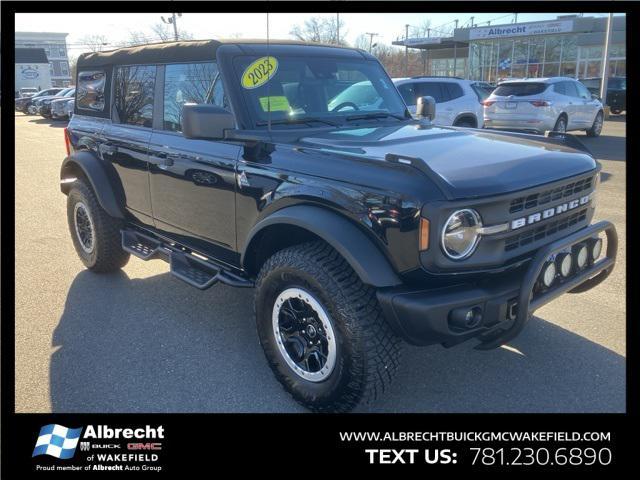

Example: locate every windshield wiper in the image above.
[345,112,407,122]
[256,117,339,128]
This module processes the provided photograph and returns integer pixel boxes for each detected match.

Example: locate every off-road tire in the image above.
[586,111,604,137]
[254,241,402,412]
[66,179,130,272]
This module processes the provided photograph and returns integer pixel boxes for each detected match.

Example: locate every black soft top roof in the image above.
[77,39,360,68]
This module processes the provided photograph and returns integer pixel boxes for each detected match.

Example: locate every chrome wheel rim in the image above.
[73,202,95,253]
[593,113,603,134]
[272,288,337,382]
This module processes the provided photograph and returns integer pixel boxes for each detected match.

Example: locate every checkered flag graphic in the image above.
[32,424,83,459]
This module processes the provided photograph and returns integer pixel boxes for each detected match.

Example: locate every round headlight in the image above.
[576,244,588,269]
[441,209,482,260]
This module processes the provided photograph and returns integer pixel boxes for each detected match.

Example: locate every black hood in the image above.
[296,123,597,199]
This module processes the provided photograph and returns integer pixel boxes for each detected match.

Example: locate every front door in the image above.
[148,62,240,257]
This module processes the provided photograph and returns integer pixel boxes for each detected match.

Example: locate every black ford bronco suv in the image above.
[61,40,617,412]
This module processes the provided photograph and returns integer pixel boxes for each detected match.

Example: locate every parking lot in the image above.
[14,112,626,413]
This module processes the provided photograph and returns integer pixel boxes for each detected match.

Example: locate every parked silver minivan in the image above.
[483,77,604,136]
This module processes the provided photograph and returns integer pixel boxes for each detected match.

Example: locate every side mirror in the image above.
[182,103,235,140]
[416,96,436,121]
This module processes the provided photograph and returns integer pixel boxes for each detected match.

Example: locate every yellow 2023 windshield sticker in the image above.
[259,96,290,112]
[241,56,278,89]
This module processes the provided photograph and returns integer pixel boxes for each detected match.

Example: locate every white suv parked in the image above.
[483,77,604,136]
[393,77,485,128]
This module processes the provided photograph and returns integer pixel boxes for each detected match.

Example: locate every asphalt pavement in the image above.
[14,112,626,413]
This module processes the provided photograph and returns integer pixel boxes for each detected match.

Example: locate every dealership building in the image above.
[393,15,626,82]
[15,32,72,87]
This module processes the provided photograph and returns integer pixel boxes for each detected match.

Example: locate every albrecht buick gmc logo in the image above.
[511,194,591,230]
[33,425,164,459]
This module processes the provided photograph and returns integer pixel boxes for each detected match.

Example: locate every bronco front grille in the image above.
[509,176,594,214]
[504,208,588,252]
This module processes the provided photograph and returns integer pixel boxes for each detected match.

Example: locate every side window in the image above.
[444,83,464,100]
[575,82,591,99]
[77,70,106,111]
[564,81,579,98]
[553,82,566,95]
[163,62,219,132]
[114,65,156,127]
[416,82,446,103]
[397,83,417,106]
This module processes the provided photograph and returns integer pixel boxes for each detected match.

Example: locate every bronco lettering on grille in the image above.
[511,194,591,230]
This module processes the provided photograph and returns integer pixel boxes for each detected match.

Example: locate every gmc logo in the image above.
[511,194,591,230]
[127,443,162,451]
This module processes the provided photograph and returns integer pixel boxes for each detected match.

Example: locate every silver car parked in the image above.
[483,77,604,137]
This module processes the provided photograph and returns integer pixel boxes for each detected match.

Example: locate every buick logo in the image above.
[511,194,591,230]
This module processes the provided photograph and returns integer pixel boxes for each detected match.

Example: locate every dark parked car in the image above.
[15,87,63,114]
[61,40,617,412]
[37,87,76,118]
[580,76,626,114]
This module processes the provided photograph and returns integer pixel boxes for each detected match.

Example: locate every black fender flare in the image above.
[242,205,402,288]
[60,151,125,219]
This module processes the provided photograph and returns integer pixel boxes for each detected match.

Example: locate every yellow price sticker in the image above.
[241,56,278,89]
[259,96,291,112]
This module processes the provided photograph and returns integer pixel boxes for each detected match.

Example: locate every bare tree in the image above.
[78,34,109,52]
[290,16,347,45]
[120,24,194,47]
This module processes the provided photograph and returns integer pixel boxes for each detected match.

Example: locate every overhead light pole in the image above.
[599,12,614,115]
[365,32,379,53]
[161,12,182,41]
[405,24,410,76]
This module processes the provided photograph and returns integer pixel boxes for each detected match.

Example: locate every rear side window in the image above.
[416,82,447,103]
[493,83,548,96]
[397,83,418,106]
[114,65,156,127]
[563,81,579,98]
[77,70,106,111]
[553,82,566,95]
[443,83,464,100]
[163,62,220,132]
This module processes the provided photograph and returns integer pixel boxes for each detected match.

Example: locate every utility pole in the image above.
[600,12,614,115]
[514,13,518,24]
[336,12,340,45]
[365,32,379,53]
[161,12,181,41]
[470,16,474,28]
[454,19,459,29]
[405,24,410,76]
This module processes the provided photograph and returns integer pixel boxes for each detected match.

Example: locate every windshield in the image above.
[493,82,548,97]
[233,55,407,127]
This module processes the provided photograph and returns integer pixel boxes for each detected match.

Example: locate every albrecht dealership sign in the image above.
[469,20,574,40]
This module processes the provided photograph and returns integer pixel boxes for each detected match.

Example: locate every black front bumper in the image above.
[377,221,617,349]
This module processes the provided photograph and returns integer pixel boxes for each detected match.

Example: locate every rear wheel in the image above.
[66,179,130,272]
[586,111,604,137]
[454,117,476,128]
[553,115,567,133]
[254,241,402,412]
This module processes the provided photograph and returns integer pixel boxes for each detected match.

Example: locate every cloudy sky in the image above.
[16,12,616,59]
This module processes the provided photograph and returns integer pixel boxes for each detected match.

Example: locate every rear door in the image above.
[574,81,599,126]
[100,64,156,226]
[148,62,240,256]
[552,81,579,128]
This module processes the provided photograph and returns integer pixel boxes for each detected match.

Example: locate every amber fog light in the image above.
[557,252,573,278]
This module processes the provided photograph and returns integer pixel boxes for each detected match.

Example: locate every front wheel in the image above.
[254,241,402,412]
[66,179,130,272]
[586,111,604,137]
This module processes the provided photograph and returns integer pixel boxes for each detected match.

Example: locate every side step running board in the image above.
[121,229,253,290]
